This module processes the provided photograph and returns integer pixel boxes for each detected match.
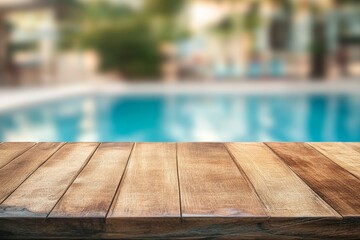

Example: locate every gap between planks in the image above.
[65,142,343,220]
[0,142,67,205]
[223,143,269,218]
[263,142,344,218]
[264,142,359,219]
[3,142,353,221]
[108,143,179,218]
[226,143,340,218]
[104,143,136,220]
[175,143,183,222]
[0,142,37,170]
[306,143,360,181]
[46,143,101,218]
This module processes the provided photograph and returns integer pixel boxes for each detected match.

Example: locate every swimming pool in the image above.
[1,92,360,142]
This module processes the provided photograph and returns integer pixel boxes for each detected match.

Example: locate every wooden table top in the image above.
[0,142,359,239]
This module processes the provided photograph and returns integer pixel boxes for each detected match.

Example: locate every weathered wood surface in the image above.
[1,143,98,218]
[309,142,360,179]
[177,143,266,218]
[346,142,360,154]
[50,143,133,218]
[0,142,359,239]
[267,142,360,217]
[0,142,64,203]
[0,143,35,169]
[108,143,179,218]
[225,143,339,218]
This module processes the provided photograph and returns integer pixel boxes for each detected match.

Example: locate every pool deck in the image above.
[2,81,360,113]
[0,142,359,239]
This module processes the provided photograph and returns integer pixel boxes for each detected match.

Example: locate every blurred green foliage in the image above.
[93,22,160,77]
[243,1,261,36]
[144,0,186,17]
[212,1,261,38]
[59,0,187,79]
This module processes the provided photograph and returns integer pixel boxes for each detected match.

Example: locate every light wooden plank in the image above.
[0,142,35,168]
[49,143,133,218]
[0,142,359,239]
[0,142,64,203]
[177,143,266,217]
[344,142,360,155]
[108,143,180,218]
[226,143,339,218]
[267,142,360,217]
[309,142,360,179]
[0,143,98,218]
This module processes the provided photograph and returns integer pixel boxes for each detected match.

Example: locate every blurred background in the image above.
[0,0,360,142]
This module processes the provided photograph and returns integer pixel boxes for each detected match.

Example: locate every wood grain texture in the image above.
[309,143,360,179]
[346,142,360,154]
[176,217,360,239]
[0,142,64,203]
[0,143,98,218]
[177,143,266,217]
[0,142,359,239]
[0,142,35,168]
[1,217,359,239]
[0,218,105,239]
[267,142,360,217]
[108,143,180,218]
[226,143,339,218]
[49,143,133,218]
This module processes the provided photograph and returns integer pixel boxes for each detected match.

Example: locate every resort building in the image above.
[0,0,359,85]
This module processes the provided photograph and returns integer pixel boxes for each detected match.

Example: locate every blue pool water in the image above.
[1,94,360,142]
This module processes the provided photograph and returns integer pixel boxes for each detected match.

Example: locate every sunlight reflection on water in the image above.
[1,94,360,142]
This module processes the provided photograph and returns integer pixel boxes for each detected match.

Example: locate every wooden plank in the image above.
[0,142,35,168]
[309,142,360,179]
[177,143,266,217]
[0,218,106,239]
[176,217,360,239]
[267,142,360,217]
[226,143,339,218]
[0,142,64,203]
[0,143,98,218]
[263,218,360,239]
[108,143,180,218]
[0,142,359,239]
[0,216,358,240]
[1,217,359,239]
[345,142,360,154]
[49,143,133,218]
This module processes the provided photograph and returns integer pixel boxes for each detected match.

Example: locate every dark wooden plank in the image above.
[0,142,359,239]
[263,217,360,239]
[226,143,339,218]
[0,142,35,168]
[49,143,133,218]
[1,217,359,239]
[267,142,360,217]
[0,143,98,218]
[177,143,266,217]
[108,143,180,218]
[0,218,105,239]
[309,142,360,179]
[176,217,360,239]
[0,142,64,203]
